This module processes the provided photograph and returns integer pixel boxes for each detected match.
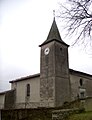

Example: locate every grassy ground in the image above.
[68,111,92,120]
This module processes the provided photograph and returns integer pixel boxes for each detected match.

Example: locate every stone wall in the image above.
[0,110,1,120]
[4,90,15,109]
[1,98,92,120]
[1,108,52,120]
[0,94,5,109]
[83,97,92,111]
[52,109,79,120]
[1,107,81,120]
[1,99,82,120]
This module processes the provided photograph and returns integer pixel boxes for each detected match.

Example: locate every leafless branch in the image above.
[58,0,92,46]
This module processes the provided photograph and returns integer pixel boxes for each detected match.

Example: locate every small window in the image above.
[26,84,30,96]
[80,78,83,86]
[60,48,62,51]
[80,92,85,98]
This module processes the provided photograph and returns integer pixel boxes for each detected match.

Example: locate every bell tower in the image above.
[39,18,71,107]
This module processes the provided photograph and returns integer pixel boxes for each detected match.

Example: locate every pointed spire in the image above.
[46,17,62,41]
[39,18,69,47]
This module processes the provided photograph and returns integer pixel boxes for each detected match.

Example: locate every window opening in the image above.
[60,48,62,51]
[26,84,30,96]
[80,78,83,86]
[80,92,85,98]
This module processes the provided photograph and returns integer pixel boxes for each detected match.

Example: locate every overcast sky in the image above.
[0,0,92,92]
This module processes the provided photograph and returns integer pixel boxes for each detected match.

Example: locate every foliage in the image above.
[68,111,92,120]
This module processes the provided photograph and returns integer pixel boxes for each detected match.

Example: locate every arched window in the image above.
[26,84,30,96]
[60,47,62,51]
[80,78,83,86]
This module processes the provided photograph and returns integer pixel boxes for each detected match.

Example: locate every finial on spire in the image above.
[53,10,55,19]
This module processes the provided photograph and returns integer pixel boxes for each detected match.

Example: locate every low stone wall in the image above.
[1,108,52,120]
[52,109,80,120]
[61,98,92,112]
[2,99,90,120]
[1,107,81,120]
[83,97,92,111]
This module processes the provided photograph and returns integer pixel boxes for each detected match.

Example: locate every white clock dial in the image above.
[44,47,50,55]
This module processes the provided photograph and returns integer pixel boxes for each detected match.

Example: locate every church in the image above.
[0,18,92,109]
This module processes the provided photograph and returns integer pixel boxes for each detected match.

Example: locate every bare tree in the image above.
[58,0,92,46]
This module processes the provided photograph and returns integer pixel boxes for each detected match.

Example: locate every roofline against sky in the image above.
[9,69,92,83]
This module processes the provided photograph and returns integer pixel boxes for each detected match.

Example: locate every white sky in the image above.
[0,0,92,92]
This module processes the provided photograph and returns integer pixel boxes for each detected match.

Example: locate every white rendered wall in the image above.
[14,77,40,104]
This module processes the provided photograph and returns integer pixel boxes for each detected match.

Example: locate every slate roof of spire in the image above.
[39,18,69,47]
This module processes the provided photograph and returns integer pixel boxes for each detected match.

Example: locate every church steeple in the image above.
[40,18,71,107]
[39,18,69,47]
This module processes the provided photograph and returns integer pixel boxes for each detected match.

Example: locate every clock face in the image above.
[44,47,50,55]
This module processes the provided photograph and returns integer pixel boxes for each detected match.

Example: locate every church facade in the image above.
[0,18,92,109]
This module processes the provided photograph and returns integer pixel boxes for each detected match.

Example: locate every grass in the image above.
[68,111,92,120]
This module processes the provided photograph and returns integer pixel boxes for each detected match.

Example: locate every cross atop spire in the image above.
[53,10,55,19]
